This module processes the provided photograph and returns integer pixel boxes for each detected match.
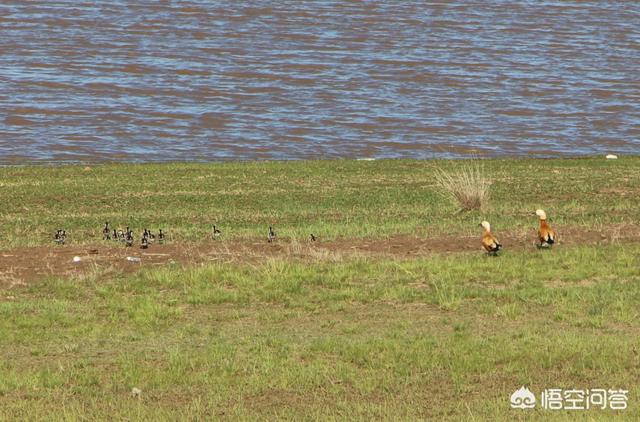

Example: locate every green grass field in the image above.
[1,157,639,420]
[1,157,639,247]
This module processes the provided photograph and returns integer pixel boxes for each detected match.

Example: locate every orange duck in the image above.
[535,209,556,248]
[480,221,502,255]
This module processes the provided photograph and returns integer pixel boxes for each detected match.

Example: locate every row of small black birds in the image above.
[99,222,166,248]
[51,208,556,259]
[54,222,318,248]
[54,210,556,254]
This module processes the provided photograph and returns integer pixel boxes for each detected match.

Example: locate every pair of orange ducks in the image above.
[480,209,556,255]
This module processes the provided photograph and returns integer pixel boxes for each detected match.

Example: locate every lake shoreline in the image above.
[0,153,628,168]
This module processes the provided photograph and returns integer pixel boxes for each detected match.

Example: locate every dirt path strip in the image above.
[1,225,639,287]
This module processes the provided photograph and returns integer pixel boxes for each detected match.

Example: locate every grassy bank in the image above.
[2,245,640,419]
[1,157,640,420]
[0,157,639,248]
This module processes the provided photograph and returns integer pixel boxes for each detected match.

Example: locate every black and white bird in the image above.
[141,235,149,249]
[212,225,222,240]
[125,229,134,247]
[158,229,165,244]
[102,222,110,240]
[54,229,66,245]
[268,226,276,243]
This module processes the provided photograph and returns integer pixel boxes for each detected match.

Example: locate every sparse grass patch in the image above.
[434,159,491,211]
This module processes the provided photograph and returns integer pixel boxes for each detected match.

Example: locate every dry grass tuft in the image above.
[434,160,491,211]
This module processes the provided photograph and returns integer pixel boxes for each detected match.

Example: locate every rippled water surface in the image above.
[1,1,639,162]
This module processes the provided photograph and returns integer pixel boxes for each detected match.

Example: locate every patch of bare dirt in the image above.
[2,224,640,286]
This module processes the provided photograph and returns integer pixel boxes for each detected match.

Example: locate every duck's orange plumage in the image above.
[536,209,556,247]
[480,221,502,254]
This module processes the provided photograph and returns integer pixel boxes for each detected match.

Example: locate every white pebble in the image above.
[606,154,618,159]
[72,256,82,263]
[126,256,141,262]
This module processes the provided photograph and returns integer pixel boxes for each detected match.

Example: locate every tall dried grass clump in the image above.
[434,160,491,211]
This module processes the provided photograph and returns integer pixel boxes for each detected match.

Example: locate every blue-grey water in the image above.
[1,1,639,162]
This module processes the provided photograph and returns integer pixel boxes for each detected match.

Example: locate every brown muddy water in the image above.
[0,1,639,163]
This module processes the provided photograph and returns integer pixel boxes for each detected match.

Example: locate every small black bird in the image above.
[141,236,148,249]
[268,226,276,243]
[54,229,66,245]
[125,229,134,247]
[112,228,118,241]
[103,222,110,240]
[310,234,317,242]
[158,229,165,244]
[212,225,221,240]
